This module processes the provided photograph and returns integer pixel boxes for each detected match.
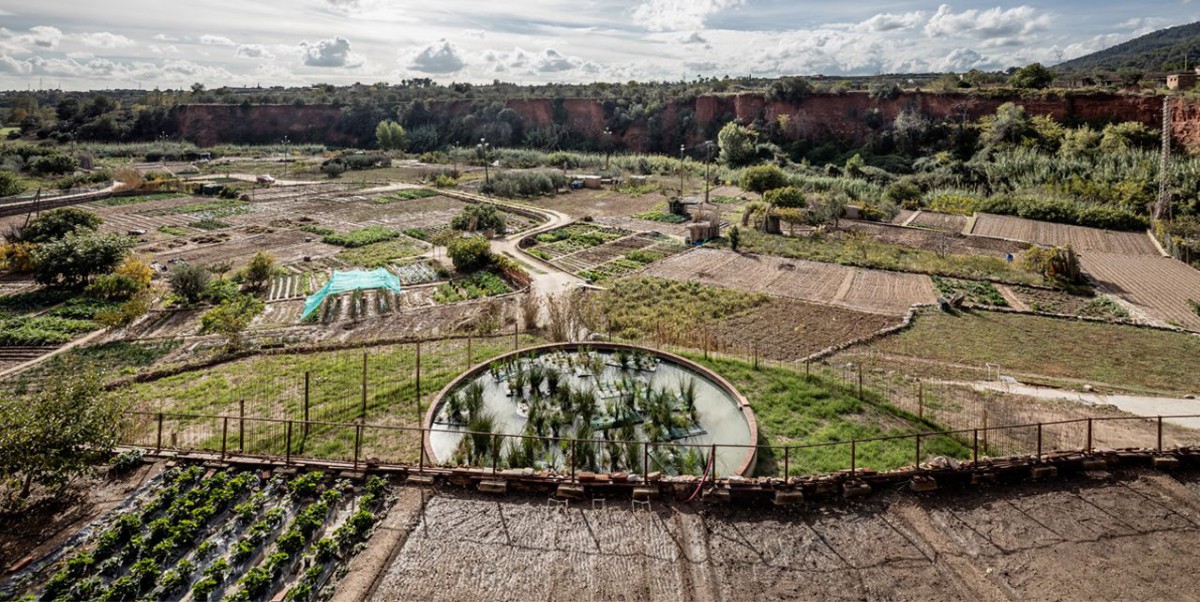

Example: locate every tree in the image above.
[0,171,24,198]
[447,236,493,272]
[728,226,740,251]
[763,186,806,208]
[883,179,923,209]
[32,232,133,287]
[0,366,125,503]
[451,204,506,235]
[1099,121,1157,153]
[14,207,102,244]
[243,252,276,291]
[375,120,406,151]
[168,263,211,304]
[200,294,264,349]
[1009,63,1054,89]
[981,103,1031,147]
[717,122,757,167]
[764,76,812,103]
[739,164,786,195]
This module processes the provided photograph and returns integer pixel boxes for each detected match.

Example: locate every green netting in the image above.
[301,268,402,320]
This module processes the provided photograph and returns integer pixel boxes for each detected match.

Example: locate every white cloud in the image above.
[632,0,745,32]
[939,48,988,71]
[924,4,1051,40]
[483,46,597,75]
[858,12,924,33]
[679,31,708,44]
[78,32,136,48]
[6,25,64,51]
[153,33,182,42]
[236,44,274,59]
[199,34,236,47]
[301,36,362,67]
[407,39,465,73]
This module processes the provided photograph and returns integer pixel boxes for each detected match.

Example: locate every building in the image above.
[1167,70,1200,90]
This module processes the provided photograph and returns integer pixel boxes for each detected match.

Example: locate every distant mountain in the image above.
[1056,21,1200,73]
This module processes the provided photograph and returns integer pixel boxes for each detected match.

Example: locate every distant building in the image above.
[1167,69,1200,90]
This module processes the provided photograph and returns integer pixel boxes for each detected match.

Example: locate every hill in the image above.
[1056,21,1200,73]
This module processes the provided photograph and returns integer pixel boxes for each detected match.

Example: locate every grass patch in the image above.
[372,189,440,204]
[1,339,184,396]
[0,315,95,346]
[0,288,74,317]
[336,239,422,268]
[45,298,121,320]
[188,218,231,230]
[533,223,624,247]
[633,206,689,224]
[92,192,186,207]
[723,229,1043,286]
[710,195,742,204]
[680,353,969,475]
[594,276,769,339]
[138,199,249,217]
[433,272,513,303]
[322,225,401,248]
[1079,296,1130,320]
[298,224,335,236]
[860,309,1200,394]
[158,225,189,237]
[932,276,1008,307]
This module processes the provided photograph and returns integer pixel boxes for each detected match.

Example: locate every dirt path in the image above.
[964,381,1200,429]
[331,487,428,602]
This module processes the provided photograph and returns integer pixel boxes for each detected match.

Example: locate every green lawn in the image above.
[854,309,1200,394]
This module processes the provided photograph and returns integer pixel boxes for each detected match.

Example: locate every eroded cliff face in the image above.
[172,92,1196,151]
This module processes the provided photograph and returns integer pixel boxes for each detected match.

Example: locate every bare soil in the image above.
[906,210,969,233]
[838,220,1024,257]
[1079,251,1200,331]
[519,188,670,219]
[642,248,937,315]
[970,213,1160,256]
[369,469,1200,601]
[710,298,900,361]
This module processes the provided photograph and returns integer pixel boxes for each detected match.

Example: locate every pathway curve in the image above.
[959,380,1200,430]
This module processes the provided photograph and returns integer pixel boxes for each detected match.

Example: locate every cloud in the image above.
[858,12,924,33]
[78,32,136,48]
[199,34,236,47]
[679,31,708,44]
[301,36,362,67]
[153,33,182,42]
[632,0,745,32]
[236,44,274,59]
[939,47,987,71]
[407,39,465,73]
[924,4,1050,40]
[6,25,63,51]
[482,46,598,75]
[0,54,31,74]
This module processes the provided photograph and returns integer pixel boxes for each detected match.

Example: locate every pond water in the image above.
[428,346,754,477]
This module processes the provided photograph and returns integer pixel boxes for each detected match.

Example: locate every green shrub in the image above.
[447,236,493,272]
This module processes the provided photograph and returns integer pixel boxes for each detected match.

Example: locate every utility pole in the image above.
[1157,95,1173,221]
[703,141,713,205]
[477,138,491,191]
[603,128,613,171]
[678,144,686,200]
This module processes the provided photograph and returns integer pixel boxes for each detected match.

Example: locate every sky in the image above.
[0,1,1197,91]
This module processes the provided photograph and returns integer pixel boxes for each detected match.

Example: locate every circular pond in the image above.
[424,343,757,477]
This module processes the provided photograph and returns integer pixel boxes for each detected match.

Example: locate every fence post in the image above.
[466,335,472,368]
[303,371,310,437]
[918,380,924,419]
[982,409,989,453]
[221,417,228,460]
[783,447,790,483]
[915,434,921,470]
[709,444,717,485]
[360,351,368,421]
[570,439,577,481]
[857,364,864,400]
[415,341,422,417]
[1036,423,1043,460]
[419,427,426,472]
[492,434,500,473]
[643,443,650,480]
[513,322,519,350]
[156,413,163,451]
[1158,416,1164,452]
[285,420,293,465]
[850,440,856,477]
[353,424,362,469]
[1086,418,1093,452]
[752,345,758,370]
[973,429,979,466]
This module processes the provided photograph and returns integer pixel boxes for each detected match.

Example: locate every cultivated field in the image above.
[904,210,969,233]
[641,248,937,315]
[370,470,1200,601]
[840,220,1024,256]
[970,213,1160,255]
[1079,251,1200,331]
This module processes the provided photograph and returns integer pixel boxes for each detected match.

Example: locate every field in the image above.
[1079,251,1200,331]
[845,309,1200,395]
[839,220,1023,256]
[370,470,1200,602]
[903,209,969,232]
[641,248,938,315]
[970,213,1160,255]
[512,186,670,219]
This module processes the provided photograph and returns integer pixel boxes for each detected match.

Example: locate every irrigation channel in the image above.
[424,343,757,478]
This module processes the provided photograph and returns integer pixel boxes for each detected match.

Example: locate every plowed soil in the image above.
[1079,251,1200,331]
[368,469,1200,601]
[970,214,1159,255]
[642,248,937,315]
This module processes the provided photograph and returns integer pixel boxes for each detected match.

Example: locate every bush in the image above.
[0,170,24,197]
[29,153,79,176]
[480,170,565,198]
[169,263,211,304]
[447,236,493,272]
[740,164,787,195]
[243,251,276,291]
[451,204,506,234]
[32,231,134,288]
[14,207,102,244]
[200,294,264,349]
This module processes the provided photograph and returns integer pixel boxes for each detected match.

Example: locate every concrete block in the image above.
[633,487,658,500]
[406,474,436,487]
[478,479,507,494]
[910,476,938,493]
[556,484,586,499]
[843,481,871,498]
[970,472,995,485]
[773,490,804,506]
[1154,456,1181,470]
[1030,466,1058,480]
[1081,459,1108,471]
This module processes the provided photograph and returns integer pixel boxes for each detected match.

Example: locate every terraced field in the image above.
[970,213,1159,255]
[1079,251,1200,331]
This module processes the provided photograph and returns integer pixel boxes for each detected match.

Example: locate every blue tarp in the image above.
[300,268,402,320]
